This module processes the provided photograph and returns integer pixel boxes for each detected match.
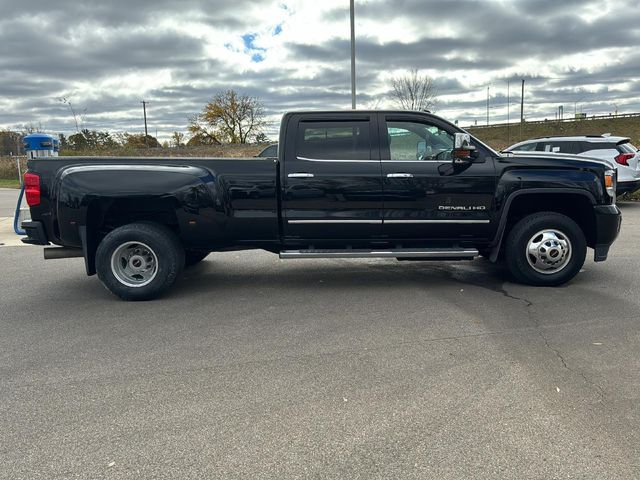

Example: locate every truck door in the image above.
[282,113,383,240]
[378,113,496,240]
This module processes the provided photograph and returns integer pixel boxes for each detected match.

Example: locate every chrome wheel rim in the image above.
[110,241,158,287]
[526,229,572,275]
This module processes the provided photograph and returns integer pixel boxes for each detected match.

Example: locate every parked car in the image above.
[255,143,278,158]
[22,110,621,300]
[506,135,640,195]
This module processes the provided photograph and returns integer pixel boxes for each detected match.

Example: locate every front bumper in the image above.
[617,179,640,195]
[592,205,622,262]
[21,221,49,245]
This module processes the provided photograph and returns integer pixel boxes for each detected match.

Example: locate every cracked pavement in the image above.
[1,200,639,479]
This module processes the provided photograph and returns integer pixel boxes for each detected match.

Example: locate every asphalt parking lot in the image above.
[1,190,640,479]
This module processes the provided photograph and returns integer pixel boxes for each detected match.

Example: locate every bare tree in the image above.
[58,95,87,133]
[16,122,46,134]
[188,90,267,144]
[362,96,383,110]
[390,69,438,112]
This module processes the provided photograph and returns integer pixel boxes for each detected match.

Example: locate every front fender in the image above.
[488,168,603,262]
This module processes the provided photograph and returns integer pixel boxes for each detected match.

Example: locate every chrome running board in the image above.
[279,248,479,260]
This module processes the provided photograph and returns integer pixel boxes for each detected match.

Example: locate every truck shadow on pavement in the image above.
[171,253,600,306]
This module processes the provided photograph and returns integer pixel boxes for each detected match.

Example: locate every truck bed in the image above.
[27,156,281,249]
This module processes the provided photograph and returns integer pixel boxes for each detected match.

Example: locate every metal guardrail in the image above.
[467,112,640,130]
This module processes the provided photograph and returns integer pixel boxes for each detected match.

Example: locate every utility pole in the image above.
[507,81,510,145]
[350,0,356,110]
[141,100,149,147]
[520,79,525,139]
[486,86,490,126]
[520,80,525,123]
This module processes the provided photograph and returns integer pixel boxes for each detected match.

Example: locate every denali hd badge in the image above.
[439,205,487,211]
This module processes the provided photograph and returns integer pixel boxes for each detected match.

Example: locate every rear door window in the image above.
[536,141,577,154]
[514,142,537,151]
[297,121,371,160]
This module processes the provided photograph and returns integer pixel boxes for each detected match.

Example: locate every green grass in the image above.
[468,116,640,151]
[0,178,20,189]
[627,190,640,201]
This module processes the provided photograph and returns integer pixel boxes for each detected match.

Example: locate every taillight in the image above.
[614,153,634,166]
[24,172,40,206]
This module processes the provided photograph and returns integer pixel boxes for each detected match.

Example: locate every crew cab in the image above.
[21,111,622,300]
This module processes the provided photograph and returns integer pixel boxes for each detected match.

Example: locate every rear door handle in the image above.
[288,173,314,178]
[387,173,414,178]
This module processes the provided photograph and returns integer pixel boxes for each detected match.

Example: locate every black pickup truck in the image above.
[22,110,621,300]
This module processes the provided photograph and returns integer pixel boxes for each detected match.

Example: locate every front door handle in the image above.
[387,173,414,178]
[288,173,315,178]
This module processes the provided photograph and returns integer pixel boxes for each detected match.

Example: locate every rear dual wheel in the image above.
[96,223,185,301]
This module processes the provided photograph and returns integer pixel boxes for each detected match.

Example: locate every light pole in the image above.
[507,81,510,144]
[486,86,490,126]
[350,0,356,109]
[574,95,585,117]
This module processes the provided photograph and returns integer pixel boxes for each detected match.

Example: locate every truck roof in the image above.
[286,109,438,116]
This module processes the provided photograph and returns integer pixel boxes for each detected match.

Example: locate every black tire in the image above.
[185,250,209,267]
[505,212,586,286]
[96,223,185,301]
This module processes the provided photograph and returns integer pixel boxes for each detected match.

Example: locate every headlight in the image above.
[604,170,616,202]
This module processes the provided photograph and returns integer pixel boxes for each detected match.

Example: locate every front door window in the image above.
[386,121,454,161]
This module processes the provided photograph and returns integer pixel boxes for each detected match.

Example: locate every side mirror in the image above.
[452,133,477,162]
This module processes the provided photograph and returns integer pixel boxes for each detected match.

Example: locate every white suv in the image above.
[506,135,640,195]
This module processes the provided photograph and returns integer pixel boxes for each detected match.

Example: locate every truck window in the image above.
[385,121,453,161]
[513,142,537,151]
[536,141,579,154]
[297,121,371,160]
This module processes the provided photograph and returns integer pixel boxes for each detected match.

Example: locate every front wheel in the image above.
[505,212,586,286]
[96,223,185,300]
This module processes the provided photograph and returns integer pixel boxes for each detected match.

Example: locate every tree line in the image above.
[1,70,437,155]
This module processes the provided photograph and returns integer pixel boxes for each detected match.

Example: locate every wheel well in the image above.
[504,193,596,247]
[81,197,181,277]
[87,197,181,247]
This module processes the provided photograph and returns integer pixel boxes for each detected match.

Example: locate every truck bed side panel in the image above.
[27,157,279,249]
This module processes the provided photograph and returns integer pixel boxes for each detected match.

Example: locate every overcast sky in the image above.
[1,0,639,140]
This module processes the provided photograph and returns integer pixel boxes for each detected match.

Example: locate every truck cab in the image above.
[280,111,496,244]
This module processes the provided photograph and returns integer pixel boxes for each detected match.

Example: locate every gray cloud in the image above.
[0,0,638,137]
